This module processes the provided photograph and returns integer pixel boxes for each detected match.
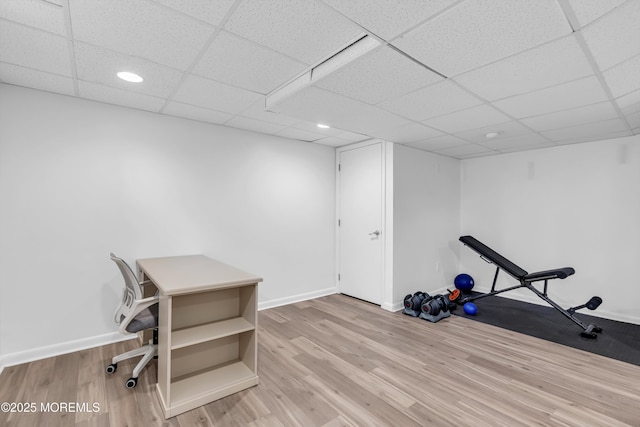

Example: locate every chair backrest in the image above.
[110,253,144,325]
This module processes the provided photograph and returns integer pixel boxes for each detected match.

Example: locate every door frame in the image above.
[335,139,394,310]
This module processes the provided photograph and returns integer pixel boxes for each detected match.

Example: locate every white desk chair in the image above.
[106,253,158,389]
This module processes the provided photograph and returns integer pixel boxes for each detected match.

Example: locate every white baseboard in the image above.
[0,288,338,374]
[382,301,403,312]
[3,286,635,375]
[0,332,136,374]
[258,287,338,311]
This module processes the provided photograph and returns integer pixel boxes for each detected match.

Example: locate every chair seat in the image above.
[125,303,158,333]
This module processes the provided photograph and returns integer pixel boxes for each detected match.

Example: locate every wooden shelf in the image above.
[140,256,261,418]
[171,360,256,406]
[171,317,255,350]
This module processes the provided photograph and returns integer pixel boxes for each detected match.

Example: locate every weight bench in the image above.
[459,235,603,339]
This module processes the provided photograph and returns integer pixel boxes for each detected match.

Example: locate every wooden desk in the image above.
[137,255,263,418]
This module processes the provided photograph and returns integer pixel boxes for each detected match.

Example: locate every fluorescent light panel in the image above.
[265,35,381,110]
[265,72,311,110]
[311,35,381,82]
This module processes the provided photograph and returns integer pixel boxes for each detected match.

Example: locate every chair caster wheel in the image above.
[580,331,598,339]
[125,377,138,389]
[106,363,117,374]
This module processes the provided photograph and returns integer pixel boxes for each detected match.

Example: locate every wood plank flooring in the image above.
[1,294,639,426]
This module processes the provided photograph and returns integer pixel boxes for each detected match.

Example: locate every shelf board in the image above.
[170,360,256,406]
[171,317,254,350]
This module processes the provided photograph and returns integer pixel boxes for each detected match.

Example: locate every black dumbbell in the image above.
[404,292,429,311]
[421,295,448,316]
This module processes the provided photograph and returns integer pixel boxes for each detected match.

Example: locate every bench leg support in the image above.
[524,282,601,338]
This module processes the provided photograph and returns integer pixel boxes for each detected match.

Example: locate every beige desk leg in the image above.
[138,275,158,344]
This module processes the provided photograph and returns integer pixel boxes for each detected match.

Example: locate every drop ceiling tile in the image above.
[615,89,640,110]
[625,110,640,130]
[581,0,640,70]
[239,100,302,127]
[432,143,497,158]
[192,30,307,94]
[320,0,457,40]
[69,0,214,70]
[407,135,469,151]
[162,101,233,125]
[272,90,410,136]
[378,80,482,121]
[0,0,65,35]
[0,62,74,96]
[480,133,553,151]
[74,42,184,98]
[620,100,640,119]
[602,54,640,99]
[268,86,373,125]
[323,106,411,137]
[291,121,345,137]
[493,76,609,119]
[541,118,629,142]
[226,116,287,135]
[151,0,236,26]
[172,74,262,114]
[373,122,443,143]
[268,83,411,136]
[312,136,355,147]
[78,81,165,112]
[392,0,571,76]
[0,20,70,76]
[315,45,443,105]
[521,102,619,132]
[623,105,640,121]
[454,35,593,101]
[333,130,369,142]
[224,0,363,65]
[456,151,499,159]
[499,143,556,153]
[553,131,631,146]
[453,120,532,144]
[567,0,626,28]
[275,127,325,142]
[424,104,510,134]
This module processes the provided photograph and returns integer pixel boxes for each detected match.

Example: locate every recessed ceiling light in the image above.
[317,123,330,129]
[117,71,143,83]
[485,131,503,139]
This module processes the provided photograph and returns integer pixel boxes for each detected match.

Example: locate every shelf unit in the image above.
[137,256,262,419]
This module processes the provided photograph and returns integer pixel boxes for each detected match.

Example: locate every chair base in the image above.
[107,339,158,387]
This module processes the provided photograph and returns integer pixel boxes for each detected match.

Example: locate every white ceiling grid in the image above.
[0,0,638,159]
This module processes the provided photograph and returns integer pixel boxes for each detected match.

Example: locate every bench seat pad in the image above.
[525,268,575,281]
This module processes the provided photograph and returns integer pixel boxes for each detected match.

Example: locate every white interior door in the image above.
[338,142,383,304]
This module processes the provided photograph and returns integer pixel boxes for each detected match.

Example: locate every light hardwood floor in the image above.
[1,294,639,426]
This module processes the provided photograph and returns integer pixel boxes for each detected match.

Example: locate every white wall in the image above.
[460,135,640,324]
[392,144,460,306]
[0,84,336,364]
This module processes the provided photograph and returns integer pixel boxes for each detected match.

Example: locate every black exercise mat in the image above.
[452,293,640,366]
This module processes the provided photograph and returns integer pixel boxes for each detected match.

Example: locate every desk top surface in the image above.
[136,255,262,296]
